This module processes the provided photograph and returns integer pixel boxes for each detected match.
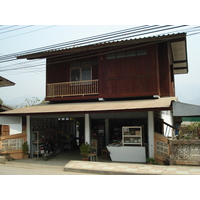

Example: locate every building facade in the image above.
[0,33,188,162]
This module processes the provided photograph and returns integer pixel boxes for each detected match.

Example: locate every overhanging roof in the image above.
[0,97,177,116]
[0,104,12,112]
[170,40,188,74]
[173,101,200,117]
[17,33,188,75]
[0,76,15,87]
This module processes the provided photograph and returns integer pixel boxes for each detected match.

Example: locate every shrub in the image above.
[178,122,200,140]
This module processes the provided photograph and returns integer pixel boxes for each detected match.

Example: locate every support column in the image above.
[148,111,154,158]
[105,119,109,146]
[84,114,90,144]
[26,115,31,148]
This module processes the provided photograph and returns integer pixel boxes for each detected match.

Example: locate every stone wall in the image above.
[169,140,200,165]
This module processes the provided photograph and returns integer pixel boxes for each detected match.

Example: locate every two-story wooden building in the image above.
[1,32,188,162]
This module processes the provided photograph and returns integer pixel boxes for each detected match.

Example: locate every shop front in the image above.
[28,111,152,163]
[89,112,151,163]
[0,97,176,162]
[29,115,85,158]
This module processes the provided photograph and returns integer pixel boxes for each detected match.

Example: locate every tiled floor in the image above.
[64,160,200,175]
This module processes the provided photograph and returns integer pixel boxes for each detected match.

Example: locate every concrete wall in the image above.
[0,116,22,135]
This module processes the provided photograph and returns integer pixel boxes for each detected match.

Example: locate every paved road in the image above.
[0,161,95,175]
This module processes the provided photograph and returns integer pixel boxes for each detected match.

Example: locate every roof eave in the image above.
[0,76,16,87]
[16,33,187,60]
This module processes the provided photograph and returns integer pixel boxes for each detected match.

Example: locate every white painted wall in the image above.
[0,116,22,135]
[26,116,30,148]
[161,111,173,137]
[84,114,90,144]
[148,111,154,158]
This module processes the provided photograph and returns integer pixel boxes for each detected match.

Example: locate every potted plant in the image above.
[80,142,90,161]
[22,141,29,159]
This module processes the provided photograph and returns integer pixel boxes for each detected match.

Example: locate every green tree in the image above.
[1,97,42,109]
[23,97,40,107]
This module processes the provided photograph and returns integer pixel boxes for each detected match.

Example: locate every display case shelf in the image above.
[122,126,142,146]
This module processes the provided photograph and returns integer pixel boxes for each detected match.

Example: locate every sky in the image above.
[0,1,200,107]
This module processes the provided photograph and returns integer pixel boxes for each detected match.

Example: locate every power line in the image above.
[0,25,186,63]
[0,25,57,41]
[0,25,200,73]
[0,25,158,61]
[0,25,18,32]
[0,25,33,34]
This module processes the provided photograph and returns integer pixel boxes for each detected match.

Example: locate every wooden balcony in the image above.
[46,79,99,98]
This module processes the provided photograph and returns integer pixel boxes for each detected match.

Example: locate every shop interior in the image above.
[91,118,148,155]
[30,115,153,158]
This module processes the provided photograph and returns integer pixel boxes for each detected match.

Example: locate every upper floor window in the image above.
[70,59,97,82]
[70,66,92,82]
[107,49,147,59]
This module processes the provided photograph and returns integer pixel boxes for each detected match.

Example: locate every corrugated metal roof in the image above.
[17,33,186,59]
[173,101,200,117]
[0,97,177,115]
[17,33,188,74]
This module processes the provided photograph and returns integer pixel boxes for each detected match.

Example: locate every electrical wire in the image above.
[1,25,194,71]
[0,25,57,41]
[0,26,175,56]
[0,25,160,61]
[0,25,200,74]
[0,25,18,32]
[0,25,186,63]
[0,25,33,34]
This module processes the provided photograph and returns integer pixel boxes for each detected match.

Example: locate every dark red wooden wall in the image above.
[45,43,175,102]
[98,45,161,99]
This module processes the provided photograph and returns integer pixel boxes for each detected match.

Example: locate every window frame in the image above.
[106,49,147,59]
[70,66,92,83]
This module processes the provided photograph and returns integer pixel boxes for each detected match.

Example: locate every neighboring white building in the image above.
[0,116,22,135]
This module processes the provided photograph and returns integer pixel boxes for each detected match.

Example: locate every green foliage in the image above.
[0,98,3,104]
[2,97,41,109]
[80,142,90,158]
[146,157,158,164]
[24,97,40,107]
[178,122,200,140]
[22,141,29,155]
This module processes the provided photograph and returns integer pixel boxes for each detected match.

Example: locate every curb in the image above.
[63,160,161,175]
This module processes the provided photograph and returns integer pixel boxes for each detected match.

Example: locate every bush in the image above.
[178,122,200,140]
[146,157,158,164]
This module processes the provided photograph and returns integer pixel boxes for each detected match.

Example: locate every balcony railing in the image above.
[46,79,99,98]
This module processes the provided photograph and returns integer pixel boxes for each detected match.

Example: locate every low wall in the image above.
[0,133,27,160]
[154,132,170,165]
[169,140,200,166]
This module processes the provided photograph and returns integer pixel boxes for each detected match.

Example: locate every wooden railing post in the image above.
[46,79,99,98]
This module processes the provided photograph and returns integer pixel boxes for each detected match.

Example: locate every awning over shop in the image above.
[173,101,200,117]
[0,97,177,116]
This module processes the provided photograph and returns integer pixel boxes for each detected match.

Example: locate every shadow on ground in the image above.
[9,149,112,167]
